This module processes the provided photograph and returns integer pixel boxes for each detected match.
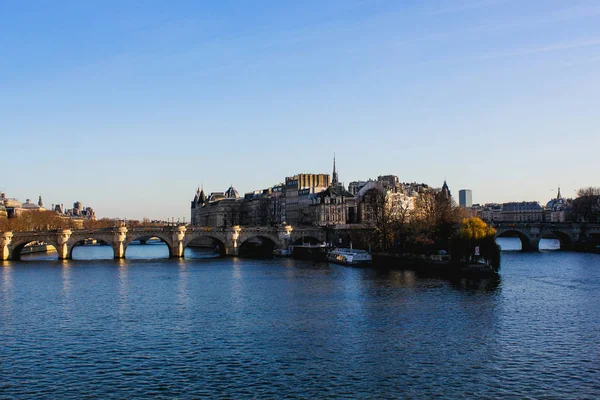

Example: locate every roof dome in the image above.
[208,193,225,202]
[224,186,239,199]
[21,199,40,209]
[546,198,566,209]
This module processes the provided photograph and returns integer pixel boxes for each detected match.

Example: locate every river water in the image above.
[1,239,599,399]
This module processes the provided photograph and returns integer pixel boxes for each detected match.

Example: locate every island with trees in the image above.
[361,185,501,276]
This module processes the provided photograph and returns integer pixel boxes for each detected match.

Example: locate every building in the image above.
[191,186,243,227]
[191,158,443,228]
[21,198,45,212]
[298,187,326,225]
[57,201,96,220]
[0,195,45,217]
[544,187,570,222]
[191,177,328,228]
[459,189,473,208]
[0,196,6,217]
[356,181,418,225]
[240,185,285,226]
[377,175,399,188]
[0,192,95,221]
[284,173,330,225]
[441,180,451,198]
[190,158,342,228]
[332,156,343,188]
[501,202,543,222]
[475,203,502,222]
[310,186,357,226]
[348,180,370,195]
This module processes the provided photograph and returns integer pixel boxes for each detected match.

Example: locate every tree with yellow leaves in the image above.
[451,217,500,272]
[459,216,496,241]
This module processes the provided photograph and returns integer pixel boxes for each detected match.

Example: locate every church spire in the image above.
[332,154,339,186]
[557,187,562,199]
[441,179,451,198]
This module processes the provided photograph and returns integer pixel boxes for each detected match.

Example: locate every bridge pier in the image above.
[224,226,242,256]
[169,226,187,258]
[1,232,13,261]
[278,224,293,249]
[56,229,72,260]
[113,227,128,259]
[522,237,539,252]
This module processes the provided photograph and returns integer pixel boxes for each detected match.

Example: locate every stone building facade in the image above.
[544,188,571,223]
[240,186,285,226]
[284,173,330,225]
[310,186,357,226]
[355,179,419,225]
[191,186,243,227]
[0,193,95,221]
[190,160,436,229]
[500,202,544,222]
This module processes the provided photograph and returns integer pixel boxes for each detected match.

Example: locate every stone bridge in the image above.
[493,222,600,251]
[0,225,331,261]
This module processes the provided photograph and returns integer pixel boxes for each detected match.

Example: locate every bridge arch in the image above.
[291,231,326,245]
[124,233,174,259]
[183,234,227,257]
[10,238,60,261]
[292,236,322,245]
[495,229,538,252]
[587,233,600,251]
[540,230,573,251]
[238,234,278,258]
[67,237,114,260]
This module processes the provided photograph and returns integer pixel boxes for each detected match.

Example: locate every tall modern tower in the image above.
[459,189,472,208]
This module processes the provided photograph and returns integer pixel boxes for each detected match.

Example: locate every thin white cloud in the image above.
[374,3,600,57]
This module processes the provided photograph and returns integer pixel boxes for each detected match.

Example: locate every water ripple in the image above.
[1,248,599,398]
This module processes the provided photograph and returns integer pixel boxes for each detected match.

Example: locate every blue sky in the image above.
[1,0,599,220]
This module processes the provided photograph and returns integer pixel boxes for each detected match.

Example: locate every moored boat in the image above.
[291,244,331,261]
[327,248,372,266]
[456,261,500,277]
[372,252,499,277]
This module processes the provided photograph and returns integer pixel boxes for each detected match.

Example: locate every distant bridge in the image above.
[0,225,331,261]
[493,222,600,251]
[6,221,593,260]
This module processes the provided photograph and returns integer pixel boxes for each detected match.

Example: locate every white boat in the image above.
[327,248,372,265]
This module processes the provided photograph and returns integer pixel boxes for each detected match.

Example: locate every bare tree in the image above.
[268,195,284,226]
[362,185,412,251]
[409,189,464,253]
[572,187,600,222]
